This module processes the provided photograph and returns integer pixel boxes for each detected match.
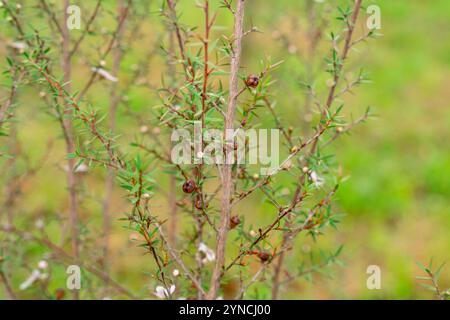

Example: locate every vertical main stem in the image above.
[207,0,245,300]
[62,0,79,300]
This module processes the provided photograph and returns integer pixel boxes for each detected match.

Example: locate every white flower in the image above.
[172,269,180,277]
[197,242,215,264]
[9,41,28,50]
[19,270,41,290]
[92,67,118,82]
[74,163,89,173]
[154,285,175,299]
[35,219,45,229]
[62,163,89,173]
[38,260,48,269]
[309,171,324,188]
[196,151,204,159]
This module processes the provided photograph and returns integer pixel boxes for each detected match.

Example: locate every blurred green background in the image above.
[0,0,449,299]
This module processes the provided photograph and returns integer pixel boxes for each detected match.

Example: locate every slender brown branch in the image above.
[76,0,132,103]
[207,0,246,300]
[0,269,16,300]
[309,0,363,154]
[1,226,137,299]
[0,69,25,128]
[69,0,102,58]
[39,0,64,36]
[61,1,79,301]
[166,0,186,61]
[157,223,206,296]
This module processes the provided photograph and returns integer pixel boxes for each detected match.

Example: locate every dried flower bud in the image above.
[182,180,196,194]
[245,74,260,88]
[326,78,336,87]
[281,160,292,171]
[194,194,206,210]
[140,125,149,133]
[229,216,241,229]
[55,288,65,300]
[288,45,298,54]
[257,251,271,262]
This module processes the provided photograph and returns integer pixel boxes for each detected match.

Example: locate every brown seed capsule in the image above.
[182,180,196,194]
[257,251,271,262]
[55,288,65,300]
[229,216,241,229]
[245,74,260,88]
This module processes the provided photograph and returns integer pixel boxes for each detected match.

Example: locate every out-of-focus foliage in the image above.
[0,0,448,299]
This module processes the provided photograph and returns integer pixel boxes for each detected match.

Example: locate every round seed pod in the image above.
[229,216,241,229]
[245,74,260,88]
[55,288,66,300]
[182,180,196,194]
[257,251,272,262]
